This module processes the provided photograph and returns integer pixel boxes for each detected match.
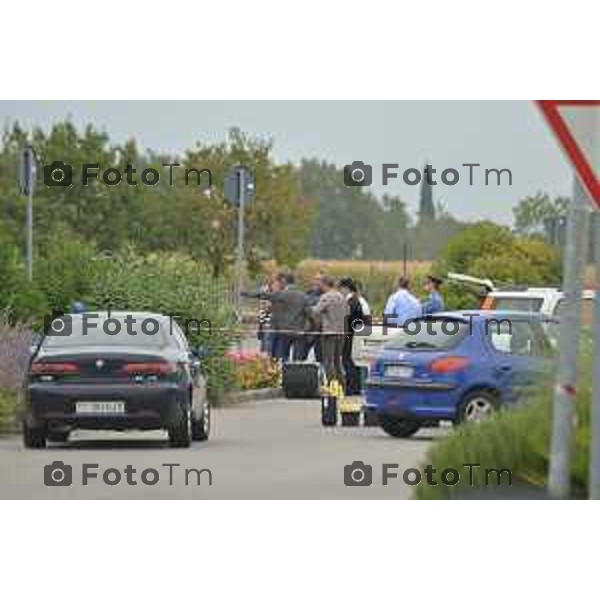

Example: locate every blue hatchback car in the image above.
[365,311,553,438]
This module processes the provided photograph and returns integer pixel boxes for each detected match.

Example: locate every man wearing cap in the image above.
[422,275,445,315]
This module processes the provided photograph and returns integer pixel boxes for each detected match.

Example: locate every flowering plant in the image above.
[224,349,281,390]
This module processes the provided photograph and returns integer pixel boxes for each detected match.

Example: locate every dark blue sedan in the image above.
[365,311,553,438]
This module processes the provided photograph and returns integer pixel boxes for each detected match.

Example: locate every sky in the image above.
[0,101,574,224]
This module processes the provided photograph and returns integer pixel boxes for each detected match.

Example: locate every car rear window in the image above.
[384,318,470,351]
[42,315,170,348]
[490,297,544,312]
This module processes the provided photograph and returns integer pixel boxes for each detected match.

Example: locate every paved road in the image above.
[0,398,442,499]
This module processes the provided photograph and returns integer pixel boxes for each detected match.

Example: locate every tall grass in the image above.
[415,359,593,499]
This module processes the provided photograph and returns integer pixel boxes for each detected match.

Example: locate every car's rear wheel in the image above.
[169,406,192,448]
[192,401,210,442]
[23,422,47,449]
[459,390,499,423]
[380,416,420,438]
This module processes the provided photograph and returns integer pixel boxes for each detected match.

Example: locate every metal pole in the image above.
[235,168,246,313]
[26,182,33,280]
[589,105,600,499]
[548,176,590,498]
[591,212,600,498]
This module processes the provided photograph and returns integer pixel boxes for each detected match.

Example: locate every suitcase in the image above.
[341,411,360,427]
[282,361,325,398]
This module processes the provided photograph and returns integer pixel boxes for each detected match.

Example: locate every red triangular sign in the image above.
[538,100,600,207]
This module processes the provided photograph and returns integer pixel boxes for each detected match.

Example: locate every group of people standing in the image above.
[246,271,444,396]
[383,274,444,325]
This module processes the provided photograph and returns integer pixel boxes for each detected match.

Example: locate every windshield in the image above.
[384,318,470,351]
[492,297,544,312]
[42,315,170,348]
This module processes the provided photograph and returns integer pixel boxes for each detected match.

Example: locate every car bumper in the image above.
[365,377,461,421]
[25,382,188,430]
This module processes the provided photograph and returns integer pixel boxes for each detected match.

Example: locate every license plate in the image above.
[384,365,414,378]
[75,401,126,415]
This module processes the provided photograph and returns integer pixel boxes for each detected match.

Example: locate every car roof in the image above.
[490,289,595,298]
[64,311,171,322]
[427,310,548,321]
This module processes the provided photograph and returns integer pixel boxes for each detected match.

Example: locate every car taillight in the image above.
[122,362,176,375]
[31,362,80,374]
[429,356,471,374]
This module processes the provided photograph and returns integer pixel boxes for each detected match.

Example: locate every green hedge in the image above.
[82,250,237,402]
[0,390,19,433]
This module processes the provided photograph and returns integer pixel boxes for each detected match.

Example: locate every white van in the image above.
[447,273,595,323]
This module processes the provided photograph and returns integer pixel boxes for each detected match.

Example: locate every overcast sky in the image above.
[0,101,574,224]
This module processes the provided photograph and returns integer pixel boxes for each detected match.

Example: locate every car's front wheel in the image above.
[380,416,420,438]
[192,401,210,442]
[23,422,47,449]
[169,406,192,448]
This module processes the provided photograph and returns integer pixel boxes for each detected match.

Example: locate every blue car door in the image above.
[484,318,552,402]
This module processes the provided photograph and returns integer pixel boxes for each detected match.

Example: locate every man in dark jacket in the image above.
[242,272,309,362]
[296,271,323,361]
[338,277,363,395]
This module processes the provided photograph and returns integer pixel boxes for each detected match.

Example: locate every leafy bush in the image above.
[434,222,562,309]
[83,249,237,402]
[0,390,20,433]
[0,317,33,431]
[416,364,592,499]
[35,227,101,314]
[225,349,281,390]
[0,227,48,326]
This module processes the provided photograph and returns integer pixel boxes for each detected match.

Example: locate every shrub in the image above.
[35,228,100,314]
[0,228,48,326]
[0,317,33,431]
[0,390,20,433]
[83,249,237,402]
[434,222,562,309]
[225,349,281,390]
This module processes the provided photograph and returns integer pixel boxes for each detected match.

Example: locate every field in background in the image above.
[291,259,431,315]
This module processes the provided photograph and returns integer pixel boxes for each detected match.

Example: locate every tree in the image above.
[513,192,569,241]
[418,163,436,224]
[298,159,411,260]
[434,221,562,308]
[0,122,314,278]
